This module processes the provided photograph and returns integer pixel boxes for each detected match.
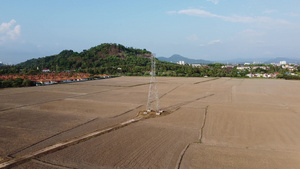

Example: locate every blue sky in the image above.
[1,0,300,64]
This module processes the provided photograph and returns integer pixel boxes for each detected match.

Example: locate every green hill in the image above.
[2,43,209,77]
[18,43,152,72]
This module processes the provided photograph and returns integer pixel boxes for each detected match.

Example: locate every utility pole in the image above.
[146,54,160,112]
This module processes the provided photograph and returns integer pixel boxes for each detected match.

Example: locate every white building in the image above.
[191,64,201,67]
[237,66,250,70]
[280,61,287,65]
[177,61,185,65]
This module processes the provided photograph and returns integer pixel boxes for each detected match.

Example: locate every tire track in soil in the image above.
[0,81,144,114]
[110,105,143,118]
[230,78,244,103]
[199,106,209,143]
[194,78,219,84]
[0,118,142,169]
[133,129,171,168]
[32,158,76,169]
[7,118,99,158]
[175,143,191,169]
[175,105,209,169]
[133,129,178,168]
[159,84,183,99]
[163,94,214,112]
[0,89,114,114]
[0,78,149,113]
[1,91,214,169]
[113,127,161,167]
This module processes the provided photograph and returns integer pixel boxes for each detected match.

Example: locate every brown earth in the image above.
[0,77,299,168]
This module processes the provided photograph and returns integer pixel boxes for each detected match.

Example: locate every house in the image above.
[42,69,50,73]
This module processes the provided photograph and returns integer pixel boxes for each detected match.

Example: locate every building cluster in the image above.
[189,60,299,78]
[177,61,185,65]
[246,73,279,78]
[0,73,111,85]
[235,66,268,70]
[280,64,297,71]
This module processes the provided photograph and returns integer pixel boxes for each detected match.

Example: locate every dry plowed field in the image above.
[0,77,299,168]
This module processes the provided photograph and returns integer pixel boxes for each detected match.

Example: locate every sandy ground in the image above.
[181,78,300,169]
[0,77,299,168]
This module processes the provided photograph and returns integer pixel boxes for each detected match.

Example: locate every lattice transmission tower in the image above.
[146,54,160,112]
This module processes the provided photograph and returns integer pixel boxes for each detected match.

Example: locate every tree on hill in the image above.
[18,43,152,72]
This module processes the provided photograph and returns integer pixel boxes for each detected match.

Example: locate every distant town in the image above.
[176,60,298,79]
[1,58,300,89]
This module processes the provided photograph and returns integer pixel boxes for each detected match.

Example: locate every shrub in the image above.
[22,79,35,87]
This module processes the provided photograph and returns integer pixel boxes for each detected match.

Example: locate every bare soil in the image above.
[0,77,299,168]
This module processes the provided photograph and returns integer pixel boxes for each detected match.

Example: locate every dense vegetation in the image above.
[1,43,300,85]
[18,43,151,72]
[277,74,300,80]
[0,78,35,88]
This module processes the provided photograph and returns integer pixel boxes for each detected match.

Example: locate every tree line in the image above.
[1,43,300,89]
[0,78,35,88]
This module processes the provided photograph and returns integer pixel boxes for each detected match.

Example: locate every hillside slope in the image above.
[18,43,152,71]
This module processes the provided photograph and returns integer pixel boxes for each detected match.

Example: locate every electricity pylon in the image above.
[146,54,160,112]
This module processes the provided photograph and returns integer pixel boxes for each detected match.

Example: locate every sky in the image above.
[1,0,300,64]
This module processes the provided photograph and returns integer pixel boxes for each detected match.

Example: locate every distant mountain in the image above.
[157,54,213,64]
[264,57,300,64]
[215,57,300,64]
[216,58,261,64]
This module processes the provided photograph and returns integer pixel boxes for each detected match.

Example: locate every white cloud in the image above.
[178,9,217,18]
[7,25,21,40]
[206,0,219,5]
[200,39,222,46]
[186,34,199,41]
[208,40,222,45]
[174,9,290,26]
[0,19,21,43]
[287,12,300,17]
